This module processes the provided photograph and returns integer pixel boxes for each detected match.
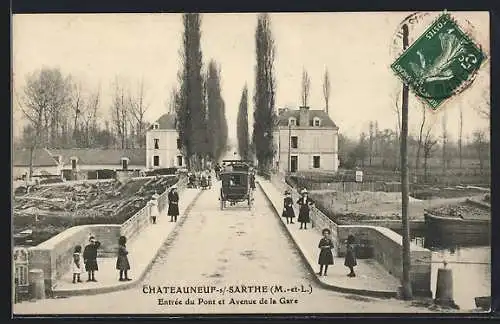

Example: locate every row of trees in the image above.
[174,13,228,170]
[16,68,152,152]
[237,14,336,170]
[16,13,230,175]
[299,67,331,114]
[343,121,490,178]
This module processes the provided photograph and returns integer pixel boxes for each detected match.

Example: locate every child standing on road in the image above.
[83,235,101,282]
[72,245,83,284]
[282,190,295,224]
[317,228,335,276]
[116,235,131,281]
[168,186,179,222]
[345,234,357,277]
[150,193,159,224]
[297,188,314,230]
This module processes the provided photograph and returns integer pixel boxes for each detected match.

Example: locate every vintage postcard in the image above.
[11,12,491,316]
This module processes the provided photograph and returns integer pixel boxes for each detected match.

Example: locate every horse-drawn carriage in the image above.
[219,160,254,210]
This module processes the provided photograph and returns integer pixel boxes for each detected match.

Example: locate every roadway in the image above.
[14,180,431,314]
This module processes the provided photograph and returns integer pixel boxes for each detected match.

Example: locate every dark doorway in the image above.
[290,156,298,173]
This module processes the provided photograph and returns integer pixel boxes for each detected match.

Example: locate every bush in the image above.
[96,169,116,179]
[145,168,178,176]
[40,178,63,185]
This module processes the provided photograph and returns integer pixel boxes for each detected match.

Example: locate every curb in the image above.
[52,189,204,298]
[258,181,398,299]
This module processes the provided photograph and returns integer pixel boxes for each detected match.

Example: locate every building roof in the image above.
[13,148,59,167]
[149,113,176,130]
[49,148,146,166]
[276,108,338,128]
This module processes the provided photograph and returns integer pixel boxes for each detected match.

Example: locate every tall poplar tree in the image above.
[237,85,249,160]
[176,13,206,170]
[252,13,277,172]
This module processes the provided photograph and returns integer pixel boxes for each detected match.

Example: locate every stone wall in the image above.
[27,176,187,293]
[29,224,121,291]
[337,225,431,296]
[268,173,432,297]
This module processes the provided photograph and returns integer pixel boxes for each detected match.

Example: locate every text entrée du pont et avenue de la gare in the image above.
[142,284,313,306]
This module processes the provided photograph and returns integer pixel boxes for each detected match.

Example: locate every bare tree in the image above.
[441,110,448,173]
[70,81,84,143]
[111,77,130,149]
[393,89,402,169]
[301,68,311,107]
[458,102,463,169]
[472,129,488,174]
[475,89,490,120]
[129,78,149,148]
[15,68,71,179]
[368,121,374,166]
[82,87,100,147]
[323,68,330,113]
[415,104,426,174]
[422,119,438,182]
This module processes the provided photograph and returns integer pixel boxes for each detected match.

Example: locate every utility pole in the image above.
[288,123,292,173]
[401,23,413,300]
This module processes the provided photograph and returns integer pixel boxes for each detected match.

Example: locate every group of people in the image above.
[282,188,315,229]
[70,185,181,284]
[72,234,132,283]
[282,188,357,277]
[317,229,358,277]
[148,186,180,224]
[187,170,212,189]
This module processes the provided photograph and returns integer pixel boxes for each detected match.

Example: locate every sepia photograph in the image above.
[11,11,491,315]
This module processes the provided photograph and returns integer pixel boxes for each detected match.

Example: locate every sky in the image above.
[12,12,490,143]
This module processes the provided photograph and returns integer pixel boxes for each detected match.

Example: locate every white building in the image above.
[50,148,146,172]
[274,106,339,173]
[145,113,184,169]
[12,148,62,180]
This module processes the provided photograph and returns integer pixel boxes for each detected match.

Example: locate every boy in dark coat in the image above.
[116,235,131,281]
[297,188,314,229]
[345,234,358,277]
[317,228,335,276]
[83,236,101,282]
[282,190,295,224]
[168,186,180,222]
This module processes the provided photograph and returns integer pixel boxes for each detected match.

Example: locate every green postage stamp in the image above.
[391,13,486,110]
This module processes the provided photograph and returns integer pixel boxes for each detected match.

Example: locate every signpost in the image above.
[400,23,412,300]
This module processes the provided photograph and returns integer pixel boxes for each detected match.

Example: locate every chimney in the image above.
[299,106,310,127]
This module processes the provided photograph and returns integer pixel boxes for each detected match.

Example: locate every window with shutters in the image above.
[291,136,298,149]
[153,155,160,167]
[154,138,159,149]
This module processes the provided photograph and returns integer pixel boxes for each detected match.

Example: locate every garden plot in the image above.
[13,176,179,246]
[309,189,487,224]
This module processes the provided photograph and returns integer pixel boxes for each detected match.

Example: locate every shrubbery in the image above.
[145,168,178,176]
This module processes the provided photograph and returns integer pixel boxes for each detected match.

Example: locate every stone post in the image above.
[434,262,459,309]
[29,269,45,300]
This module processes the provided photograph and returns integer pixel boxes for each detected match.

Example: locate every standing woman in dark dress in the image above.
[297,189,314,229]
[83,236,101,282]
[282,190,295,224]
[317,228,335,276]
[116,235,131,281]
[344,234,357,277]
[168,186,180,222]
